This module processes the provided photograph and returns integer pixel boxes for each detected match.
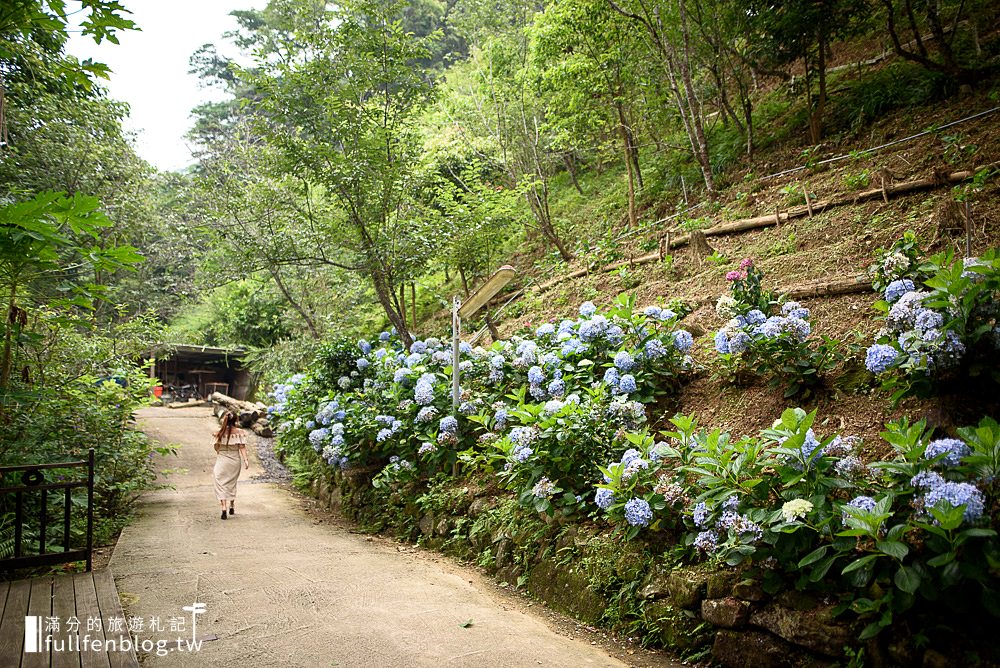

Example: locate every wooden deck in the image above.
[0,570,138,668]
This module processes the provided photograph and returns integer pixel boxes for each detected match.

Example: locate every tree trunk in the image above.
[410,282,417,331]
[809,29,828,144]
[617,103,638,229]
[0,283,16,393]
[677,0,715,195]
[371,269,411,348]
[562,153,585,195]
[269,266,320,339]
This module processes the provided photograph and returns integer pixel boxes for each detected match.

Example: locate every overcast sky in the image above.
[66,1,267,172]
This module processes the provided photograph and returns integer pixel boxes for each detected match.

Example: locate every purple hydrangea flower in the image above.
[924,438,971,467]
[865,344,898,374]
[624,498,653,527]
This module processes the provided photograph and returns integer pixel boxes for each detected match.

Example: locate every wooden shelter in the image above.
[149,344,252,401]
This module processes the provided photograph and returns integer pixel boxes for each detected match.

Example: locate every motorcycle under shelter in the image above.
[150,344,251,401]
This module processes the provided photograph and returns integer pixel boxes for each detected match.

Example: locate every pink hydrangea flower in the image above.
[726,270,741,281]
[739,257,754,270]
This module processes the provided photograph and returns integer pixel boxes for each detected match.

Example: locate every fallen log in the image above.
[210,392,264,427]
[533,161,998,295]
[167,400,206,409]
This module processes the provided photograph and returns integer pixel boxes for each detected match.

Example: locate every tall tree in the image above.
[533,0,646,228]
[241,0,441,347]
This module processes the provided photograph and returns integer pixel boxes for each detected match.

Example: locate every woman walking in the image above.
[213,411,250,519]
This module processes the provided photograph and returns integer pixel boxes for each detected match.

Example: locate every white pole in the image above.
[452,296,461,409]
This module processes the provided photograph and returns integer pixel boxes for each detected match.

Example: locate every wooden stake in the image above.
[775,207,781,229]
[803,187,814,218]
[965,200,973,257]
[881,172,889,204]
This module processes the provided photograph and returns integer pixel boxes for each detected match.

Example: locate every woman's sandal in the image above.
[221,510,227,520]
[229,505,235,515]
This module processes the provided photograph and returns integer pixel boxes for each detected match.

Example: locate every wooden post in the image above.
[965,201,973,256]
[681,174,689,206]
[774,207,781,229]
[803,187,814,218]
[881,171,889,204]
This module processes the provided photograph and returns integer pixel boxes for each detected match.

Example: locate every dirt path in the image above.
[112,407,657,667]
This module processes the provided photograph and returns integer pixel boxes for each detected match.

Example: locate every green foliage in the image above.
[595,407,1000,637]
[866,245,1000,400]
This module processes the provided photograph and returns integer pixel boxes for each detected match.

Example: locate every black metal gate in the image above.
[0,449,94,572]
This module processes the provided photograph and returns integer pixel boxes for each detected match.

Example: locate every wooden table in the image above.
[0,570,138,668]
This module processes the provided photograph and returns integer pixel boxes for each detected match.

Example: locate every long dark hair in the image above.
[214,411,238,446]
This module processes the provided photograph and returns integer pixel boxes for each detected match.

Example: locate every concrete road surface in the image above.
[111,406,637,667]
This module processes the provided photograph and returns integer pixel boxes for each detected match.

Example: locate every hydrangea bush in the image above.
[713,258,842,397]
[268,294,695,514]
[865,243,1000,400]
[592,407,1000,637]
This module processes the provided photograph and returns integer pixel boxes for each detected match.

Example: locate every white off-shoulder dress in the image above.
[213,428,247,501]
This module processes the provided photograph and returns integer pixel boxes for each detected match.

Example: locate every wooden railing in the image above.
[0,449,94,572]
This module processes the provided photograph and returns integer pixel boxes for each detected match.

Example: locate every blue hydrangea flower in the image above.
[358,339,371,354]
[459,342,473,355]
[379,331,391,342]
[535,323,555,338]
[728,331,752,354]
[558,319,576,335]
[924,438,971,467]
[781,301,802,315]
[613,351,636,371]
[527,366,545,385]
[645,338,668,359]
[910,470,945,489]
[786,307,810,320]
[885,279,915,304]
[694,530,718,553]
[923,481,985,523]
[579,301,597,317]
[439,416,458,434]
[410,340,427,354]
[693,501,710,528]
[618,374,637,394]
[603,367,620,387]
[510,426,537,447]
[376,428,393,442]
[414,380,434,405]
[595,488,615,510]
[714,330,730,354]
[393,368,411,384]
[865,344,898,374]
[513,445,533,463]
[606,325,625,346]
[644,306,663,318]
[356,358,370,371]
[494,407,508,429]
[375,415,394,425]
[834,455,866,479]
[621,448,641,465]
[914,309,944,332]
[547,378,565,397]
[843,495,878,522]
[722,495,739,511]
[672,330,693,353]
[745,310,766,325]
[624,498,653,527]
[416,406,438,423]
[561,338,586,356]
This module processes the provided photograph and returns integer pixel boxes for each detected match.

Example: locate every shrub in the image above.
[865,244,1000,400]
[592,407,1000,637]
